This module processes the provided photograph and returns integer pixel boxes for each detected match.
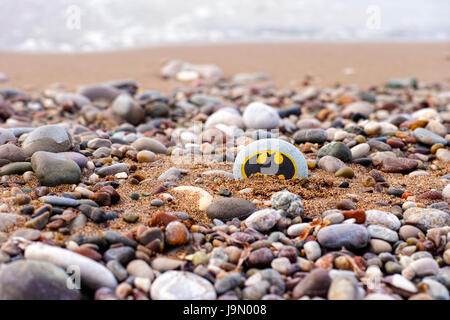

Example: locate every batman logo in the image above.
[242,150,297,179]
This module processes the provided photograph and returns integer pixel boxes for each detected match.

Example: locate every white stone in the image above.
[412,108,441,121]
[304,241,321,261]
[25,243,117,289]
[245,209,281,232]
[243,102,281,130]
[205,108,244,129]
[151,271,216,300]
[443,184,450,202]
[365,210,401,230]
[287,223,309,237]
[351,143,370,160]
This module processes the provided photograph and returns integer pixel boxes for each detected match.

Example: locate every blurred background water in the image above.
[1,0,449,52]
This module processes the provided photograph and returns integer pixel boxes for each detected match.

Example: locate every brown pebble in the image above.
[165,221,189,245]
[342,209,366,223]
[148,212,178,227]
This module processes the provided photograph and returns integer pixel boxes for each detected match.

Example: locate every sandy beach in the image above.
[1,42,449,93]
[0,39,449,301]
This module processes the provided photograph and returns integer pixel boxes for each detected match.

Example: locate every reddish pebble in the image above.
[74,247,102,261]
[90,191,111,206]
[386,138,405,149]
[152,185,167,195]
[342,209,366,223]
[148,212,178,227]
[46,219,66,230]
[165,221,189,245]
[99,186,120,204]
[418,190,442,200]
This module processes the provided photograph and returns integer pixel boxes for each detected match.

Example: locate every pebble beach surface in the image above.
[0,65,449,300]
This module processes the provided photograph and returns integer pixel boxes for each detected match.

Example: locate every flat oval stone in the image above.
[317,224,370,250]
[233,139,308,180]
[96,163,128,177]
[293,129,328,144]
[403,207,450,231]
[413,128,447,146]
[131,137,167,154]
[151,271,216,300]
[25,243,117,290]
[293,269,331,299]
[380,158,418,173]
[245,209,281,233]
[0,162,32,176]
[40,196,79,207]
[318,142,352,162]
[0,260,80,300]
[22,125,72,156]
[31,151,81,186]
[111,93,145,125]
[206,198,256,221]
[367,225,399,242]
[0,144,26,162]
[351,143,370,160]
[318,156,345,173]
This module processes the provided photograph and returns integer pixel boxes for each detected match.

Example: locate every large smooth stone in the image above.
[413,128,447,146]
[245,209,281,232]
[151,271,216,300]
[367,225,399,242]
[243,102,281,130]
[380,158,418,173]
[205,108,245,129]
[318,156,345,173]
[342,101,374,117]
[111,93,145,125]
[25,243,117,290]
[317,224,370,250]
[0,260,80,300]
[403,207,450,231]
[0,162,32,176]
[233,139,308,180]
[206,198,256,221]
[131,137,167,154]
[31,151,81,186]
[22,125,72,156]
[0,128,16,144]
[293,129,328,144]
[351,143,370,160]
[292,269,332,298]
[0,144,27,162]
[317,142,352,162]
[365,210,401,230]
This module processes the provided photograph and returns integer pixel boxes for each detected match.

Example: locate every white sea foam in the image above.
[1,0,449,52]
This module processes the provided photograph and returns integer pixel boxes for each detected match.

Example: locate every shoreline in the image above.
[0,41,449,93]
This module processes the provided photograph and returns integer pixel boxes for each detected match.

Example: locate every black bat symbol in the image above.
[242,150,297,179]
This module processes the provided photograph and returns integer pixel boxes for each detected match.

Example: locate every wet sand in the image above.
[0,41,449,93]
